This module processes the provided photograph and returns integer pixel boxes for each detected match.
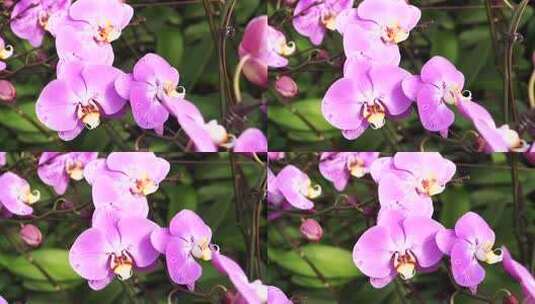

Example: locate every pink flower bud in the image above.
[300,218,323,242]
[313,49,330,61]
[524,144,535,165]
[503,294,519,304]
[275,76,298,98]
[19,224,42,247]
[3,0,14,8]
[284,0,298,6]
[0,80,16,103]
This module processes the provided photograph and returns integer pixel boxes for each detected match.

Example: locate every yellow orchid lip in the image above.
[38,11,50,30]
[320,12,338,31]
[393,251,417,280]
[363,101,386,129]
[347,158,366,178]
[77,101,101,130]
[382,23,409,44]
[66,160,85,181]
[131,174,158,196]
[476,244,503,264]
[163,81,186,99]
[277,40,296,57]
[204,120,234,147]
[300,179,321,199]
[191,238,212,261]
[110,251,134,281]
[0,44,13,60]
[19,186,40,205]
[417,176,444,197]
[96,22,120,43]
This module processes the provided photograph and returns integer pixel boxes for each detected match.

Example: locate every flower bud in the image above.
[19,224,42,247]
[313,49,330,61]
[503,294,519,304]
[300,218,323,242]
[268,152,285,161]
[0,80,16,103]
[275,76,298,99]
[284,0,298,6]
[3,0,14,8]
[524,144,535,165]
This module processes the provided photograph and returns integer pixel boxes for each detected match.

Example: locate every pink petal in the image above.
[416,84,455,132]
[165,238,202,285]
[36,79,79,131]
[450,241,485,288]
[454,212,495,246]
[402,217,444,268]
[69,228,111,281]
[353,225,396,278]
[117,216,160,267]
[321,77,365,130]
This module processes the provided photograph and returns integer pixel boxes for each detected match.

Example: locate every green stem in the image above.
[509,153,528,263]
[503,0,530,124]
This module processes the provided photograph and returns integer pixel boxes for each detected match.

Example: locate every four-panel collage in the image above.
[0,0,534,303]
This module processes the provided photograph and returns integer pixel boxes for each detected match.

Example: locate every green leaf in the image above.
[430,30,459,64]
[235,0,260,23]
[0,102,43,132]
[83,280,124,304]
[439,187,471,227]
[179,35,214,91]
[269,244,361,279]
[165,184,198,222]
[23,279,81,292]
[0,249,81,282]
[291,275,351,288]
[157,26,184,68]
[269,99,335,132]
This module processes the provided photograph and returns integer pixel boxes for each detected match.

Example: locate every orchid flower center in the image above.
[475,243,503,264]
[77,100,101,130]
[162,81,186,99]
[0,44,13,60]
[251,280,269,303]
[362,100,386,129]
[416,174,444,197]
[500,126,528,152]
[95,21,120,44]
[65,159,85,181]
[276,38,296,57]
[299,179,322,199]
[131,173,157,196]
[17,185,40,205]
[382,23,409,44]
[320,11,338,31]
[204,120,235,148]
[191,237,212,261]
[442,84,461,105]
[38,11,50,30]
[393,250,417,280]
[110,250,134,280]
[346,157,366,178]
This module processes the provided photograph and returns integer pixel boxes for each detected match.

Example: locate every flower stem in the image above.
[503,0,530,124]
[233,55,250,103]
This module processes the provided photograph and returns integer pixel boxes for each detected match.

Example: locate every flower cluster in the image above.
[4,0,266,152]
[268,152,535,301]
[0,152,291,302]
[271,0,533,152]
